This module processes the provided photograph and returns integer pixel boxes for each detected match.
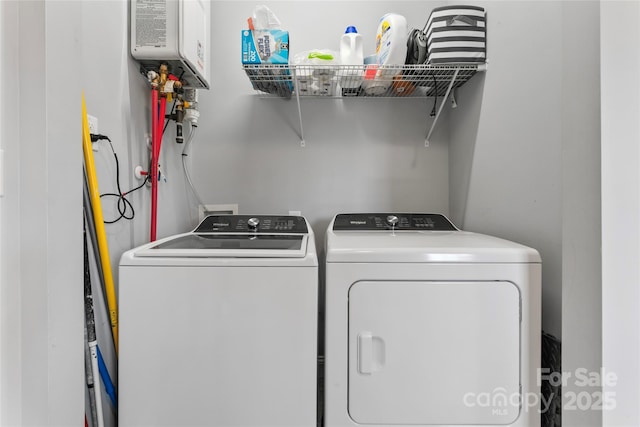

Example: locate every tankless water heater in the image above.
[131,0,210,89]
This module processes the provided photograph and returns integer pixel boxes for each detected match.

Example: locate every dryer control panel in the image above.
[195,215,308,233]
[333,213,457,231]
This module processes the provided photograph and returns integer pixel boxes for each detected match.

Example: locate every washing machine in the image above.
[119,215,318,427]
[324,213,541,427]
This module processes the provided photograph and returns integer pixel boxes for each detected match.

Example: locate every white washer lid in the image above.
[120,232,318,267]
[120,215,318,267]
[133,233,309,258]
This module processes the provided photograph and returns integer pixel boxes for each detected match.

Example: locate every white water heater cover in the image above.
[131,0,210,89]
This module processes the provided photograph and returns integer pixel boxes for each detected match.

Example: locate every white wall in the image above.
[42,3,86,423]
[0,1,22,424]
[601,2,640,426]
[1,1,85,425]
[195,1,451,251]
[561,2,602,426]
[450,2,604,424]
[449,1,564,339]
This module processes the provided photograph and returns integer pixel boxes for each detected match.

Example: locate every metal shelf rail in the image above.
[243,63,486,146]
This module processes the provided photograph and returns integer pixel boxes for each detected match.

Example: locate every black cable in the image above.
[430,74,438,117]
[162,98,177,134]
[93,134,149,224]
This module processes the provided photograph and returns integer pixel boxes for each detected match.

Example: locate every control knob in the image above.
[386,215,399,227]
[247,217,260,230]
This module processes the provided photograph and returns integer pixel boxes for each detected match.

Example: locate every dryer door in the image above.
[348,281,521,425]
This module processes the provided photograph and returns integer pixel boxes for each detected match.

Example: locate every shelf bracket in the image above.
[425,66,460,147]
[243,63,484,147]
[291,68,306,147]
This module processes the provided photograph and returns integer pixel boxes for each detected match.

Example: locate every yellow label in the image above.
[376,20,391,54]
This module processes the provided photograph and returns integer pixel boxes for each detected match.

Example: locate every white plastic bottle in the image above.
[362,13,408,96]
[339,26,364,95]
[376,13,408,74]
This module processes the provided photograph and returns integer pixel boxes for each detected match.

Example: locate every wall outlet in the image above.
[87,114,98,134]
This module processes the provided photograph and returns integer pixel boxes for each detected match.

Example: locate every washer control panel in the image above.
[194,215,308,234]
[333,213,457,231]
[195,215,308,233]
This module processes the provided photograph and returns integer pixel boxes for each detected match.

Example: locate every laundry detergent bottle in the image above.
[375,13,408,74]
[339,25,364,95]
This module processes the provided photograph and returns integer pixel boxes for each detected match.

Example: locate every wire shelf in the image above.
[242,63,486,146]
[243,63,484,98]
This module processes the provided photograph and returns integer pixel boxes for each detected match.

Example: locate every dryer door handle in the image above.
[358,332,385,374]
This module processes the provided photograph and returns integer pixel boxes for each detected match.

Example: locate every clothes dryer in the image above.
[324,213,541,427]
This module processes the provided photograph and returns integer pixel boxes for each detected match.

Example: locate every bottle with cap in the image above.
[339,25,364,96]
[376,13,408,69]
